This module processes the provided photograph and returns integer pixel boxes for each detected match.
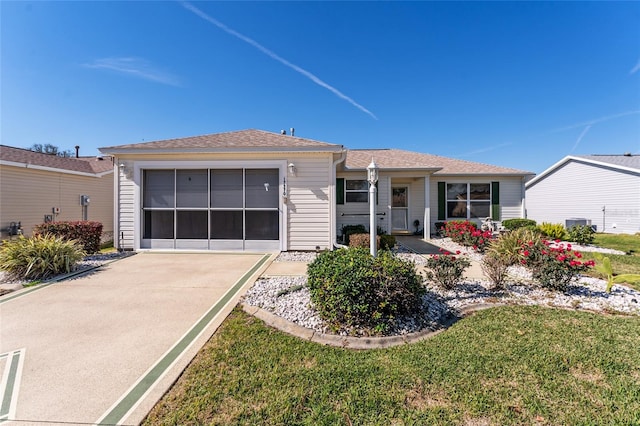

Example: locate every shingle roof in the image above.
[345,149,533,175]
[0,145,113,175]
[99,129,343,153]
[574,154,640,171]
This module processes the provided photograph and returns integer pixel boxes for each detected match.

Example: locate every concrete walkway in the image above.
[396,236,486,280]
[0,252,273,426]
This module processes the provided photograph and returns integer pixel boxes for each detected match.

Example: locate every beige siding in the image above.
[287,156,332,250]
[0,165,114,239]
[117,161,136,249]
[114,152,334,251]
[526,161,640,234]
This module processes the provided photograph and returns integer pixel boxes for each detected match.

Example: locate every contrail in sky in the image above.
[459,142,512,157]
[552,110,640,133]
[181,1,378,120]
[571,124,591,152]
[630,58,640,75]
[84,57,181,86]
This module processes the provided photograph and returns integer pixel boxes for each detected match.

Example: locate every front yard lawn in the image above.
[144,305,640,425]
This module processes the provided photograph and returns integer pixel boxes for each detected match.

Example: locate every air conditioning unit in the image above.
[565,218,591,228]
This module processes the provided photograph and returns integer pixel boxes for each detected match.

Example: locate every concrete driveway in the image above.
[0,252,272,425]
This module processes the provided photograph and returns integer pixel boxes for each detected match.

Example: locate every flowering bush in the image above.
[519,239,595,292]
[443,220,493,252]
[425,248,471,290]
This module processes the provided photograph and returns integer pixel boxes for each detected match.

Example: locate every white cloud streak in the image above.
[571,124,591,152]
[551,110,640,133]
[180,1,377,120]
[630,58,640,75]
[459,142,512,157]
[84,57,181,86]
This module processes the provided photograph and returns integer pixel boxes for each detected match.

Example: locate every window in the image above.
[345,179,368,203]
[446,183,490,219]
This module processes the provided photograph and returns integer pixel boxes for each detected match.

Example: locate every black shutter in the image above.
[336,178,344,205]
[491,181,500,220]
[437,182,446,220]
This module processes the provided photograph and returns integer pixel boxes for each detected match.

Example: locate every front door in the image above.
[391,186,409,232]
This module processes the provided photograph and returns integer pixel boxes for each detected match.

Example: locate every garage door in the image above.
[141,168,281,250]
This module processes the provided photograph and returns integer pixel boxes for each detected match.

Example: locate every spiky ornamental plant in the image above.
[0,235,85,281]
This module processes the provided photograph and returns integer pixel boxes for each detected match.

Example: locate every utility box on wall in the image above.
[80,195,90,206]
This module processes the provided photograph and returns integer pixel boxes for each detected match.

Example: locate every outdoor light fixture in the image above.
[288,162,297,176]
[367,158,379,257]
[264,182,270,191]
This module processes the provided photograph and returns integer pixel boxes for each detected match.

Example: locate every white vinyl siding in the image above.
[0,164,114,239]
[526,160,640,234]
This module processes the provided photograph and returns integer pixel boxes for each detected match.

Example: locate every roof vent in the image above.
[624,152,632,156]
[280,129,287,135]
[290,127,295,137]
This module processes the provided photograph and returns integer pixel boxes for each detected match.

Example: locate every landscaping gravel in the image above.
[243,239,640,337]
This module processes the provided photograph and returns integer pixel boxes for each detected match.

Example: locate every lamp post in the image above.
[367,159,379,257]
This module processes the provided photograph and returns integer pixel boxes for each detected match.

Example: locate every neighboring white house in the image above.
[0,145,114,240]
[525,154,640,235]
[99,129,533,252]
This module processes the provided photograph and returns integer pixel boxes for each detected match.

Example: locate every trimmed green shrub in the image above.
[380,234,396,251]
[537,222,568,241]
[340,224,366,245]
[501,218,537,230]
[485,228,543,266]
[307,248,425,334]
[425,249,471,290]
[567,225,595,245]
[33,221,103,254]
[0,234,86,280]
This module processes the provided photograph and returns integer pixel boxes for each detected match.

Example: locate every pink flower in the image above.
[575,252,582,258]
[523,250,530,256]
[557,255,567,262]
[528,241,534,246]
[555,239,561,243]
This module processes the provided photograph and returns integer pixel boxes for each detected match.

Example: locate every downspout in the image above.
[113,156,121,251]
[521,176,527,218]
[331,148,347,249]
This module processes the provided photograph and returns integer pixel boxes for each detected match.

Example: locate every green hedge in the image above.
[501,218,537,230]
[33,221,103,254]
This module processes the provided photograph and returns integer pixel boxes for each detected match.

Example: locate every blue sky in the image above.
[2,1,639,174]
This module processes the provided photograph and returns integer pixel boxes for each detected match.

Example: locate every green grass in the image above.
[144,306,640,425]
[593,233,640,255]
[581,233,640,290]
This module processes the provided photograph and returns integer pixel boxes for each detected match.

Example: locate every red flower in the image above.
[528,241,534,246]
[523,250,530,256]
[556,255,567,262]
[555,239,561,243]
[456,250,461,255]
[575,252,582,258]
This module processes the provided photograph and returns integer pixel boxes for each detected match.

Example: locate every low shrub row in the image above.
[34,221,103,254]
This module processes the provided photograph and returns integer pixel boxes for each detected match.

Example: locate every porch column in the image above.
[423,176,431,239]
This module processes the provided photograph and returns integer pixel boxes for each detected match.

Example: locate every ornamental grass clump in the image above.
[307,248,425,334]
[519,239,594,293]
[0,234,86,281]
[425,248,471,290]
